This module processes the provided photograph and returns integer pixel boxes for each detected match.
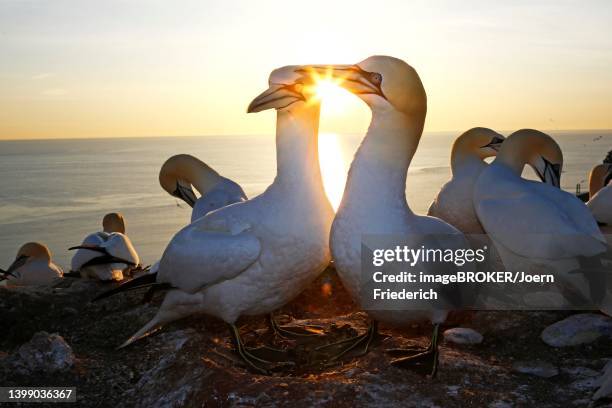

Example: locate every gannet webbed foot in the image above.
[268,313,325,339]
[315,320,378,361]
[229,324,294,374]
[389,323,440,378]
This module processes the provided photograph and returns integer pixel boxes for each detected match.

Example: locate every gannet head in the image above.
[453,127,505,161]
[103,212,126,234]
[498,129,563,187]
[304,55,427,117]
[589,163,612,196]
[159,154,205,208]
[247,65,317,113]
[3,242,52,277]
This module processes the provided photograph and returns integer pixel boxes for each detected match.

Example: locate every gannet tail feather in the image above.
[63,271,82,278]
[117,315,163,349]
[68,245,107,253]
[92,272,169,302]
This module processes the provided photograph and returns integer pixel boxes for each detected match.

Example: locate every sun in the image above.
[311,77,354,114]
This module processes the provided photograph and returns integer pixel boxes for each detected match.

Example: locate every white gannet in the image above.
[159,154,247,223]
[474,129,610,312]
[0,242,63,286]
[587,162,612,233]
[69,213,140,281]
[95,66,334,373]
[428,128,504,234]
[307,56,470,377]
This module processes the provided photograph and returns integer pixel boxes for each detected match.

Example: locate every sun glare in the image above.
[313,79,354,114]
[318,132,348,211]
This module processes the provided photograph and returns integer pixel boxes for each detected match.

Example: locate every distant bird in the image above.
[586,162,612,233]
[94,66,334,374]
[428,127,504,234]
[0,242,63,286]
[159,154,247,223]
[308,56,471,377]
[474,129,610,313]
[69,213,140,281]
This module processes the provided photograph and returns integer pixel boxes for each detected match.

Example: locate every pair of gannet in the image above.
[69,213,140,281]
[586,161,612,231]
[0,242,63,286]
[428,127,505,234]
[307,56,471,377]
[97,67,334,373]
[159,154,247,222]
[474,129,610,313]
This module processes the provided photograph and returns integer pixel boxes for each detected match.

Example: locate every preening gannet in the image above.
[69,213,140,281]
[0,242,63,286]
[307,56,470,377]
[95,67,334,373]
[159,154,247,222]
[474,129,610,312]
[587,162,612,231]
[428,128,504,234]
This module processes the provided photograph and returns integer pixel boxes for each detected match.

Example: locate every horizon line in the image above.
[1,128,611,142]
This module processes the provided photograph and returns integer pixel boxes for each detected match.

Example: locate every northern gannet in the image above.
[69,213,140,281]
[159,154,247,222]
[307,56,470,377]
[95,67,334,373]
[473,129,610,312]
[0,242,63,286]
[428,128,504,234]
[587,162,612,233]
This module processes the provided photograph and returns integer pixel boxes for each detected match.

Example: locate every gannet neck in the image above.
[341,110,423,207]
[162,155,224,196]
[451,150,487,176]
[273,105,324,190]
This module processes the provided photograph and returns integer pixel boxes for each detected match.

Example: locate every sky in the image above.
[1,0,612,140]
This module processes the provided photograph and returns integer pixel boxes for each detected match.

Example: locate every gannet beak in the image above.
[605,165,612,186]
[4,255,29,277]
[482,136,505,152]
[173,180,197,208]
[535,157,561,188]
[302,65,385,98]
[247,83,305,113]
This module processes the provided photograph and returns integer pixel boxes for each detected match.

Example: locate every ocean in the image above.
[0,130,610,269]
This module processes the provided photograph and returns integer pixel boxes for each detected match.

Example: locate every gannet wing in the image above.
[158,224,261,294]
[101,233,140,266]
[477,187,606,260]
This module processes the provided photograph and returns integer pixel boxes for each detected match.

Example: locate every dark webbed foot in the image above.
[388,323,440,378]
[229,324,293,374]
[268,314,325,339]
[315,320,378,361]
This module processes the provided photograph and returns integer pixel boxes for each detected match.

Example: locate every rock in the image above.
[489,401,513,408]
[541,313,612,347]
[593,360,612,400]
[443,328,483,345]
[512,360,558,378]
[8,331,74,374]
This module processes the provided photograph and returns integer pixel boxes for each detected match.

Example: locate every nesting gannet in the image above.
[587,163,612,231]
[428,128,504,234]
[474,129,610,311]
[159,154,247,222]
[94,66,334,373]
[69,213,140,281]
[0,242,63,286]
[307,56,470,377]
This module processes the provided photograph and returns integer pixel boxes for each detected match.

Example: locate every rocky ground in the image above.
[1,267,611,407]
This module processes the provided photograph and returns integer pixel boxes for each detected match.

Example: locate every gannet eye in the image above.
[370,73,382,85]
